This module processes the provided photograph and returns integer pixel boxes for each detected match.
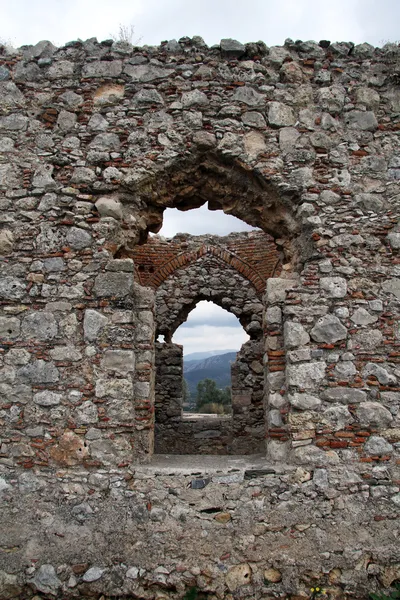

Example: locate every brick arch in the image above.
[130,231,281,292]
[149,244,264,291]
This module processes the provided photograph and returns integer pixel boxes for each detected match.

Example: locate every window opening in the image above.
[173,301,248,416]
[154,204,258,238]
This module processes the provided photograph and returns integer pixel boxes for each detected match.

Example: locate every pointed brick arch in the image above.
[130,231,281,292]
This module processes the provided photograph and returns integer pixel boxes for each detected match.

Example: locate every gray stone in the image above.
[0,137,14,152]
[357,402,393,428]
[89,133,120,151]
[49,346,82,361]
[0,114,28,130]
[192,131,217,149]
[95,196,123,220]
[101,350,135,373]
[88,113,109,131]
[95,378,133,399]
[93,272,133,297]
[284,321,310,348]
[310,315,347,343]
[43,257,66,272]
[0,276,25,300]
[56,109,77,132]
[0,66,10,81]
[317,85,345,114]
[233,86,265,106]
[75,401,98,425]
[268,101,295,127]
[31,564,61,596]
[382,278,400,299]
[83,61,122,77]
[82,567,105,582]
[289,393,321,410]
[363,363,396,385]
[220,38,246,58]
[134,88,164,105]
[32,164,56,189]
[287,361,326,389]
[364,436,393,456]
[66,227,92,250]
[313,468,329,489]
[124,63,174,82]
[241,111,266,128]
[320,277,347,298]
[83,309,108,341]
[182,90,208,107]
[0,569,21,600]
[334,361,356,378]
[350,308,378,325]
[21,311,58,341]
[387,232,400,249]
[322,405,353,430]
[33,390,63,406]
[321,388,367,403]
[345,110,378,131]
[355,193,384,212]
[18,360,59,383]
[266,278,296,303]
[0,316,20,340]
[71,167,96,184]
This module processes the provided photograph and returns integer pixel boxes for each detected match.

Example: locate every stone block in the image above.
[357,402,393,428]
[310,315,347,343]
[83,309,108,341]
[320,277,347,298]
[21,311,58,341]
[268,101,295,127]
[289,393,321,410]
[0,316,20,340]
[287,361,326,389]
[284,321,310,348]
[220,38,246,58]
[321,388,366,403]
[95,196,123,220]
[101,349,135,373]
[93,272,133,297]
[364,435,393,456]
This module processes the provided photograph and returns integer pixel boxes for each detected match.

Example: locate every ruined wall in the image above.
[0,34,400,599]
[151,234,266,454]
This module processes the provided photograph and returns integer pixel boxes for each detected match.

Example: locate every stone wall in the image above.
[0,34,400,598]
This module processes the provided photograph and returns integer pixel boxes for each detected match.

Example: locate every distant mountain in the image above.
[184,351,238,395]
[184,349,238,362]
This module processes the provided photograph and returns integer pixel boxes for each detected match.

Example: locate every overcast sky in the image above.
[4,0,397,357]
[3,0,399,49]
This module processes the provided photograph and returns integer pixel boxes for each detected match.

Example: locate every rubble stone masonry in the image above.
[0,34,400,598]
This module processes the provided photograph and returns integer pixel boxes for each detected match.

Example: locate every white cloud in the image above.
[4,0,400,49]
[172,301,249,354]
[157,205,255,238]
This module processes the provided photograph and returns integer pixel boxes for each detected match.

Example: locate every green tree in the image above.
[196,379,232,413]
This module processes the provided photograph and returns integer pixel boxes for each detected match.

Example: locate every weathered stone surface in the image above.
[357,402,393,428]
[0,316,20,340]
[93,272,133,297]
[21,311,58,341]
[320,277,347,298]
[287,362,326,389]
[351,307,378,325]
[220,38,246,58]
[321,387,367,404]
[289,393,321,410]
[226,563,252,591]
[268,101,295,127]
[18,360,59,383]
[83,309,108,341]
[0,276,25,300]
[33,390,63,406]
[345,110,378,131]
[364,435,393,456]
[0,229,14,255]
[95,196,123,219]
[31,564,61,596]
[101,349,135,373]
[310,315,347,343]
[363,363,396,385]
[284,321,310,348]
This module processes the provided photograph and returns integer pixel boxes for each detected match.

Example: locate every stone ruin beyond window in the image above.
[130,231,281,454]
